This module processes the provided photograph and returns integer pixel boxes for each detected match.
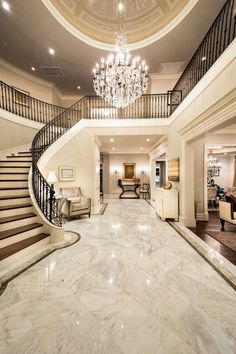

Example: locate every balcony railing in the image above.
[0,80,181,122]
[173,0,236,99]
[0,80,66,123]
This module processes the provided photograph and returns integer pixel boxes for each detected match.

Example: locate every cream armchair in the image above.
[60,187,91,221]
[219,201,236,231]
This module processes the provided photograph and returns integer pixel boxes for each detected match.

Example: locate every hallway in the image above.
[0,200,236,353]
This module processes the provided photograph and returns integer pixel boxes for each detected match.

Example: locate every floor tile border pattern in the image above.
[170,222,236,290]
[0,230,81,293]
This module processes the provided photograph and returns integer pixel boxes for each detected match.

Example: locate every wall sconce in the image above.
[140,168,145,175]
[113,169,119,175]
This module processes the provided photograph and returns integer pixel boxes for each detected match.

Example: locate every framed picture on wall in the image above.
[58,166,76,181]
[168,158,179,182]
[12,87,30,107]
[123,163,136,179]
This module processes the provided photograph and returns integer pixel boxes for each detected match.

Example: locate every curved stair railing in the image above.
[0,80,66,123]
[31,96,89,226]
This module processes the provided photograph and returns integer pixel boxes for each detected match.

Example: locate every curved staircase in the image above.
[0,149,50,269]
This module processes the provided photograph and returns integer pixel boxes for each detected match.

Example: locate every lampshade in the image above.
[47,171,57,184]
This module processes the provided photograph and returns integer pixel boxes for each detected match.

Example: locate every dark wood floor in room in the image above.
[189,211,236,266]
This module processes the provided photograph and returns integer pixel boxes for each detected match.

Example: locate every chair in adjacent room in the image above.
[139,183,150,199]
[207,186,218,209]
[219,201,236,231]
[60,187,91,221]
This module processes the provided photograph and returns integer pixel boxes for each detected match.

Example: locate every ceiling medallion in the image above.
[92,3,149,108]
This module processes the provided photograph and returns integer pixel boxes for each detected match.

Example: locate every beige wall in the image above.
[0,115,39,152]
[213,156,235,188]
[149,75,179,94]
[103,153,150,196]
[41,129,99,209]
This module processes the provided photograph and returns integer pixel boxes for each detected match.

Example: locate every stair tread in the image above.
[0,166,30,168]
[0,160,31,162]
[0,213,36,224]
[18,151,31,154]
[0,203,32,211]
[0,179,28,182]
[0,195,30,200]
[0,172,28,175]
[0,187,28,190]
[7,155,32,158]
[0,233,50,261]
[0,223,42,240]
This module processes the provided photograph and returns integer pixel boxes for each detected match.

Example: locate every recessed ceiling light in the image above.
[112,147,116,151]
[110,138,114,142]
[2,1,10,11]
[224,152,227,155]
[48,47,55,55]
[146,138,150,142]
[202,56,207,61]
[77,85,80,89]
[31,67,35,71]
[140,147,143,150]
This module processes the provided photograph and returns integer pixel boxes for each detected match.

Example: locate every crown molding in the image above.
[0,58,55,88]
[150,73,182,80]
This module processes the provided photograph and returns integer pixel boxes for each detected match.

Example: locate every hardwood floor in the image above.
[189,211,236,266]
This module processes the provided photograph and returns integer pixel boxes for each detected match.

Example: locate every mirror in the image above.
[124,163,136,179]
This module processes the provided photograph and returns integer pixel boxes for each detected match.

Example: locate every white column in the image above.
[179,139,196,227]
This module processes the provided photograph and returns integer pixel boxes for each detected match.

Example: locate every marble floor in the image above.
[0,199,236,354]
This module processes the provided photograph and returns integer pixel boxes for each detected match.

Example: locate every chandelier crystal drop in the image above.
[92,5,149,108]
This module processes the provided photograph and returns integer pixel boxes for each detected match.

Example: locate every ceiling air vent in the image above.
[41,66,64,76]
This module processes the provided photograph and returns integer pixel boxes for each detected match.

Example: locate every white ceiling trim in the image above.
[150,73,182,80]
[41,0,199,51]
[0,58,54,89]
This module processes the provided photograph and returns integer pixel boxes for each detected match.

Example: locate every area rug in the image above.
[207,231,236,252]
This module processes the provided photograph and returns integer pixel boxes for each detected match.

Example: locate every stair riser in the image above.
[0,206,33,218]
[0,162,31,167]
[0,181,28,188]
[0,197,31,206]
[0,167,30,173]
[0,216,38,231]
[0,226,44,248]
[0,174,28,180]
[7,156,32,161]
[0,237,50,270]
[0,189,29,197]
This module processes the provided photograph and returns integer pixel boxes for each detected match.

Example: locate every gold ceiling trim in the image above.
[41,0,199,50]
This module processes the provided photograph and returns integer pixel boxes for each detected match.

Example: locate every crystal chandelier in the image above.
[92,3,149,108]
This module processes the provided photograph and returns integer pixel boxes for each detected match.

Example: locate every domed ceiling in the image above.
[44,0,192,48]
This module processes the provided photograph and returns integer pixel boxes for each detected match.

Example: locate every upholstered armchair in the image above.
[219,201,236,231]
[226,187,236,198]
[207,186,217,209]
[60,187,91,221]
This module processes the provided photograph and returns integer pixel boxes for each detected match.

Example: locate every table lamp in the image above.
[47,171,57,190]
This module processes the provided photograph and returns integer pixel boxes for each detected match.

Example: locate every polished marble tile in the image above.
[0,199,235,353]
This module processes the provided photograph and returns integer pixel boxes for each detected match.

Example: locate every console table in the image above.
[118,179,140,199]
